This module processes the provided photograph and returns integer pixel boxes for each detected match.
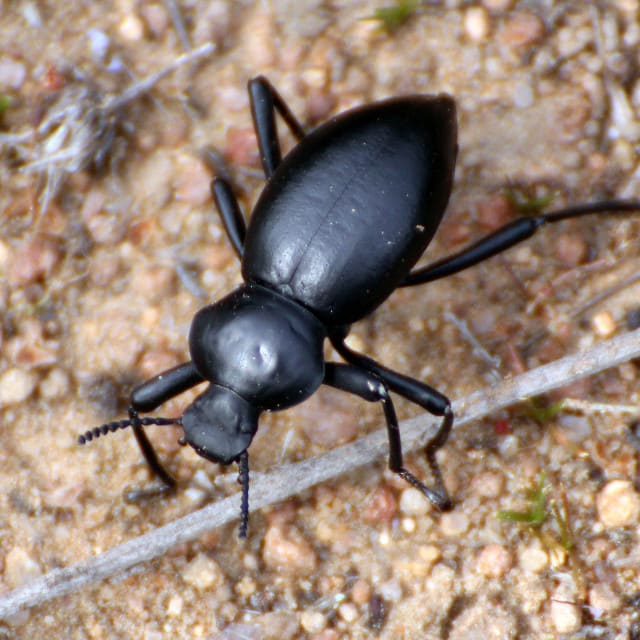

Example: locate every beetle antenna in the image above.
[77,417,182,445]
[237,451,250,539]
[542,199,640,223]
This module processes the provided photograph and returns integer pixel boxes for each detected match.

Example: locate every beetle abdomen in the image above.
[243,95,457,325]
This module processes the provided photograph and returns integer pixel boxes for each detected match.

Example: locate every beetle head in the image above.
[182,384,259,465]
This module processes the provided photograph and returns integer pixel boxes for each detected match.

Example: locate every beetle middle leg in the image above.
[324,362,452,510]
[330,336,453,510]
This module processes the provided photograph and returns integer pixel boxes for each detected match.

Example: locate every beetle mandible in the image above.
[79,76,640,537]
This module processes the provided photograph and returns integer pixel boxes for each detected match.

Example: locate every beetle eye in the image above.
[182,385,259,465]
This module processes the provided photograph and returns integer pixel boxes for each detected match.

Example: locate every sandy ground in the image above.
[1,1,640,638]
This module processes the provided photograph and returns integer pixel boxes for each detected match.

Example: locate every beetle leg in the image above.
[124,362,205,502]
[401,199,640,286]
[248,75,306,178]
[330,335,454,509]
[211,177,246,259]
[324,362,452,511]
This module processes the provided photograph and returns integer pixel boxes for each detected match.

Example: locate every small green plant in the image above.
[525,398,565,425]
[498,471,548,527]
[364,0,421,33]
[0,94,11,116]
[498,471,574,552]
[503,185,556,215]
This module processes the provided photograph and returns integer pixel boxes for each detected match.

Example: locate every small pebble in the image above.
[337,602,358,624]
[173,155,212,205]
[351,579,372,606]
[471,470,504,498]
[550,589,581,633]
[614,0,639,12]
[139,3,169,38]
[418,545,441,570]
[86,28,110,64]
[0,56,26,89]
[263,524,317,574]
[0,367,38,407]
[439,511,469,537]
[225,127,260,167]
[482,0,513,10]
[166,594,183,618]
[555,233,588,267]
[588,583,621,615]
[241,9,277,69]
[8,235,62,288]
[182,553,226,591]
[235,576,257,597]
[39,368,69,400]
[448,598,516,638]
[591,311,617,338]
[596,480,639,527]
[4,546,42,588]
[476,544,512,578]
[499,12,545,49]
[311,630,340,640]
[363,486,397,523]
[399,487,431,516]
[464,7,490,42]
[119,13,145,41]
[476,194,514,230]
[300,610,327,634]
[518,542,548,573]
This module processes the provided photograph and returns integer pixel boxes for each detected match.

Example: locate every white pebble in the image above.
[182,553,226,591]
[399,487,431,516]
[464,7,490,42]
[0,368,38,407]
[597,480,640,528]
[300,610,327,634]
[551,594,581,633]
[5,546,42,588]
[87,29,111,64]
[119,14,144,42]
[439,511,469,537]
[0,56,26,89]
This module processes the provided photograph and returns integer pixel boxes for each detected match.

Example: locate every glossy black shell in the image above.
[242,94,457,325]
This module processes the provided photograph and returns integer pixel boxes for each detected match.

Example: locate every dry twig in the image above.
[1,328,640,619]
[0,42,214,212]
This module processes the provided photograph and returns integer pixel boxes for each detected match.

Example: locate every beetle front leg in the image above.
[324,362,452,511]
[125,362,204,501]
[210,178,246,260]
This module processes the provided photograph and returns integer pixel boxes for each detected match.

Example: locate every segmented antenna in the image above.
[237,451,250,539]
[78,417,182,445]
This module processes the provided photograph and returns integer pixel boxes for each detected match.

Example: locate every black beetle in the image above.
[79,76,640,537]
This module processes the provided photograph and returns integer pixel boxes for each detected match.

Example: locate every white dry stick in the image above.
[1,327,640,619]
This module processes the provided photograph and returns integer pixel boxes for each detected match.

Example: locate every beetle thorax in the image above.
[188,284,326,410]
